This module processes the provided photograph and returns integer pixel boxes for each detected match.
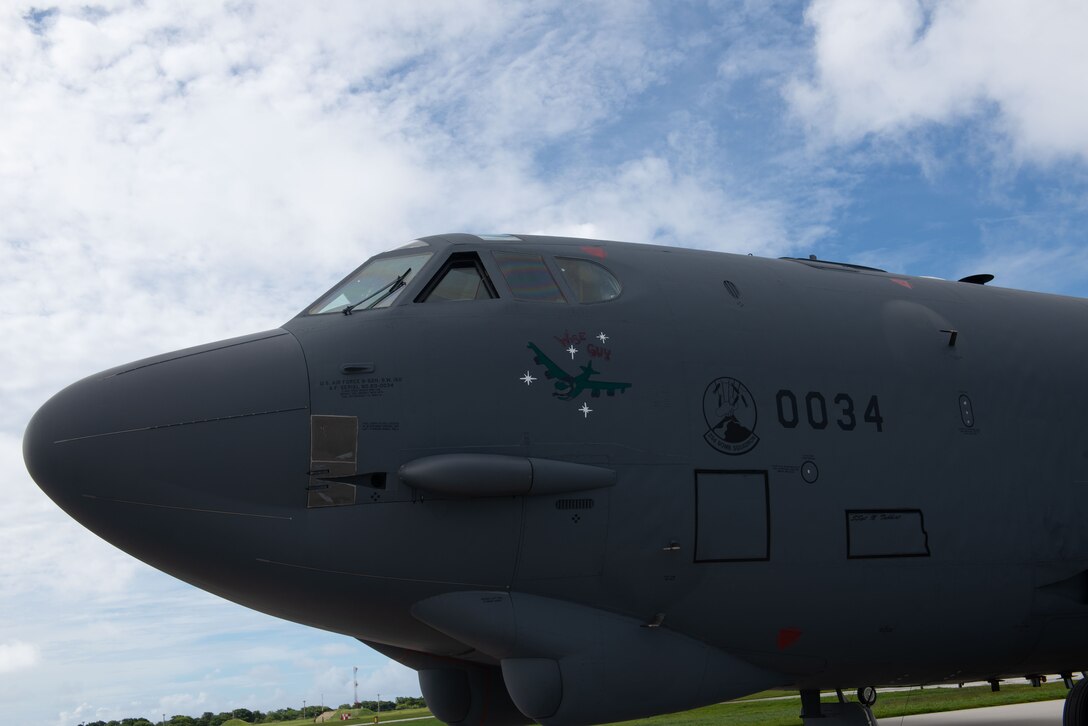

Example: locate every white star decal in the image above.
[520,371,537,385]
[566,345,578,359]
[596,332,609,343]
[578,402,593,418]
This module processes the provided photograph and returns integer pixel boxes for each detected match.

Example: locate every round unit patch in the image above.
[702,377,759,455]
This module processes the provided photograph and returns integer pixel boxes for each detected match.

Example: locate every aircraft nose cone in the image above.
[23,382,80,511]
[23,329,310,532]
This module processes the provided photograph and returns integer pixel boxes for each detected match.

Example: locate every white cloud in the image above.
[57,702,117,726]
[318,642,357,658]
[522,155,795,255]
[158,692,208,715]
[787,0,1088,164]
[0,640,40,674]
[356,659,422,701]
[300,659,421,707]
[0,433,141,601]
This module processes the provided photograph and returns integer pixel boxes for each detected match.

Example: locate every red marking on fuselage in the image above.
[555,331,588,347]
[587,343,611,361]
[580,245,606,259]
[777,627,803,650]
[891,278,913,289]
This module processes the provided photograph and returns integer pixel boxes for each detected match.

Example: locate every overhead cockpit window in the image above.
[493,251,566,303]
[556,258,622,303]
[308,251,433,314]
[417,253,498,302]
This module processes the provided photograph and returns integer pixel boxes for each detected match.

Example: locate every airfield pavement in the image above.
[878,699,1064,725]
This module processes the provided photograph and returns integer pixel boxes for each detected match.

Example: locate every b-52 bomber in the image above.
[24,233,1088,725]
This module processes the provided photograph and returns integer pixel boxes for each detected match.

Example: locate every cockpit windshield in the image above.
[308,250,433,314]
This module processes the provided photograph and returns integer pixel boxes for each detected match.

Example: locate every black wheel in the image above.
[857,686,877,707]
[1066,678,1088,726]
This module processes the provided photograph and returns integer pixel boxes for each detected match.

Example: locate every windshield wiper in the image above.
[341,268,412,315]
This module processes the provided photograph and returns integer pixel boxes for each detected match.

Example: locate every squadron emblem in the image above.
[703,377,759,455]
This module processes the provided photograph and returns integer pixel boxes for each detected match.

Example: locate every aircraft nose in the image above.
[23,329,310,530]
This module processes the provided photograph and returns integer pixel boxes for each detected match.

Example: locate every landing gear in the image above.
[800,689,876,726]
[1066,677,1088,726]
[857,686,877,707]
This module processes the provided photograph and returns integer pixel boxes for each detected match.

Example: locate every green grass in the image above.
[377,707,434,720]
[257,683,1069,726]
[730,690,798,702]
[611,682,1069,726]
[868,682,1068,718]
[284,706,438,726]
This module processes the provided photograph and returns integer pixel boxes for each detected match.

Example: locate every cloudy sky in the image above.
[4,0,1088,723]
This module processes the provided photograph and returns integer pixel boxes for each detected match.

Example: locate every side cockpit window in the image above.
[493,251,566,303]
[417,253,497,302]
[308,250,433,314]
[557,257,622,303]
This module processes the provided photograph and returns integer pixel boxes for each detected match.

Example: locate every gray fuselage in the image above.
[24,233,1088,724]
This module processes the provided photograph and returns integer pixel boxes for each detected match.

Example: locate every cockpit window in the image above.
[556,257,622,303]
[493,251,566,303]
[308,251,433,314]
[417,253,497,302]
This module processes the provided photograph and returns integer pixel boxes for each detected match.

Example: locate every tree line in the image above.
[78,697,429,726]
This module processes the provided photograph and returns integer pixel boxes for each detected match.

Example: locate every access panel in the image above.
[695,470,769,562]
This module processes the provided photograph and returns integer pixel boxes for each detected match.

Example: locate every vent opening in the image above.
[555,498,594,510]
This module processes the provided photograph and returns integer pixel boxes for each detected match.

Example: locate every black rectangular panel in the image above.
[846,509,930,558]
[695,470,770,562]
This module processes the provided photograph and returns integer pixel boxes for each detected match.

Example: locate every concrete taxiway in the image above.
[878,699,1064,725]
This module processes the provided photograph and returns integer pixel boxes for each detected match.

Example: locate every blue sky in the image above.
[4,1,1088,724]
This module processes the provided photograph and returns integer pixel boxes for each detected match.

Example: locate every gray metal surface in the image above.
[23,233,1088,725]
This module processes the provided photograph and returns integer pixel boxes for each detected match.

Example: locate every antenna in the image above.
[354,666,359,706]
